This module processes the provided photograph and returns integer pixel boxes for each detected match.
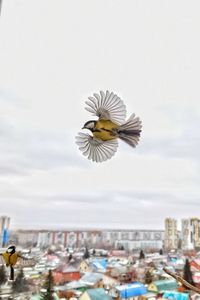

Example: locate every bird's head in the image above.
[82,120,97,132]
[7,245,16,254]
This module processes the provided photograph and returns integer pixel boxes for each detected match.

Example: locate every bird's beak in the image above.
[82,126,85,129]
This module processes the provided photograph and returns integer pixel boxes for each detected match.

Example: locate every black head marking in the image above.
[82,120,97,132]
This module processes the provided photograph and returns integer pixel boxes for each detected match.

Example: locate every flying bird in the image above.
[76,90,142,162]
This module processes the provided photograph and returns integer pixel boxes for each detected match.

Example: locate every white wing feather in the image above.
[85,90,126,125]
[76,132,118,163]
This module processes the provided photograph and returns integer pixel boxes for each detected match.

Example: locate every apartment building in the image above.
[164,218,178,250]
[182,218,200,250]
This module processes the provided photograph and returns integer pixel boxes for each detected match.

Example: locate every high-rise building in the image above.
[164,218,178,250]
[182,218,200,250]
[10,228,164,250]
[0,216,10,247]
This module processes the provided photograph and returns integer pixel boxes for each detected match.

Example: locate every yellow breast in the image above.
[2,252,18,266]
[93,119,119,141]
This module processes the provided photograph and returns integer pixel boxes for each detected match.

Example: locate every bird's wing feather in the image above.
[17,256,34,266]
[2,253,9,265]
[85,90,126,125]
[76,132,118,162]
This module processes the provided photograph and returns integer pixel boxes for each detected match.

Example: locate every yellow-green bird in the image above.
[1,245,31,280]
[76,90,142,162]
[1,245,18,280]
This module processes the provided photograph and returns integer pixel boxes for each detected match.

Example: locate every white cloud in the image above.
[0,0,200,229]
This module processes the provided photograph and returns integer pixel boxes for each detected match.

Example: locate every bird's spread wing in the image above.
[17,255,34,266]
[85,90,127,125]
[76,132,118,162]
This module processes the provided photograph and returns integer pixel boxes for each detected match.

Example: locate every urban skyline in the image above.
[8,216,200,231]
[1,215,200,253]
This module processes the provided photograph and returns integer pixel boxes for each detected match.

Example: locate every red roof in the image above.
[52,270,80,284]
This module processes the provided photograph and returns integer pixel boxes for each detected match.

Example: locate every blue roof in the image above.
[92,258,107,269]
[116,282,147,298]
[163,291,189,300]
[96,258,107,268]
[92,261,106,271]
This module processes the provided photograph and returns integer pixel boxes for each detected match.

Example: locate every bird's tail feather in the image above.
[117,113,142,147]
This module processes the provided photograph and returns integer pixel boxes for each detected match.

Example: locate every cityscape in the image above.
[0,216,200,299]
[2,216,200,252]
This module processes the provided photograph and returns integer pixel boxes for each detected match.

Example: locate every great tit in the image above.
[1,245,31,280]
[76,90,142,162]
[1,246,17,280]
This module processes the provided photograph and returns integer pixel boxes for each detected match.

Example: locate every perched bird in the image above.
[76,90,142,162]
[1,245,18,280]
[1,245,31,280]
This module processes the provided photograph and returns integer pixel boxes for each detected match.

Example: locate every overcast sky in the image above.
[0,0,200,230]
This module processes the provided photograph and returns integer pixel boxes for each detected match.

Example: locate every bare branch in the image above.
[163,267,200,294]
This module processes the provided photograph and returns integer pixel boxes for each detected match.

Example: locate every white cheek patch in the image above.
[88,122,95,128]
[84,122,95,129]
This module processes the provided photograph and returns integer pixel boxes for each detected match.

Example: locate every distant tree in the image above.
[68,253,73,261]
[159,249,163,255]
[83,247,90,259]
[40,270,54,300]
[12,269,29,294]
[139,250,145,260]
[0,265,7,285]
[145,270,153,284]
[118,245,125,250]
[183,258,194,287]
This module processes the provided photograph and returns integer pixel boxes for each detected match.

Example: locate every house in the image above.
[67,258,91,272]
[54,283,84,298]
[52,264,80,285]
[110,282,147,299]
[90,258,107,272]
[148,279,177,293]
[80,272,118,289]
[190,260,200,272]
[110,266,129,278]
[79,288,112,300]
[109,250,127,257]
[163,291,189,300]
[65,279,88,292]
[80,272,104,288]
[101,274,119,289]
[64,258,91,272]
[55,272,112,292]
